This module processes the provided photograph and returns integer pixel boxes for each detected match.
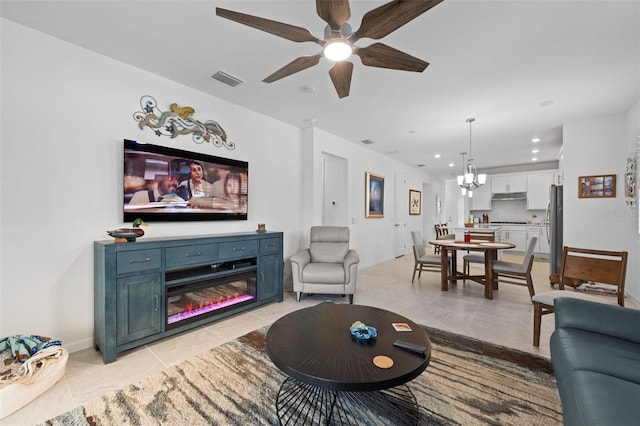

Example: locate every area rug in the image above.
[41,326,562,425]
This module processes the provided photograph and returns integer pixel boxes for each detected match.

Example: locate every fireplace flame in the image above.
[167,292,256,325]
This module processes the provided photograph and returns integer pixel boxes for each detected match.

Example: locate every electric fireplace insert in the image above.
[165,261,257,329]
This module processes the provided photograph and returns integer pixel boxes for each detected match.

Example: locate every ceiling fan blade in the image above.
[316,0,351,30]
[354,0,444,40]
[262,55,322,83]
[356,43,428,72]
[216,7,320,43]
[328,61,353,98]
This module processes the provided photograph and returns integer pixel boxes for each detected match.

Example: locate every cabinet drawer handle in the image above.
[232,247,246,251]
[129,257,152,263]
[153,295,159,311]
[185,252,202,257]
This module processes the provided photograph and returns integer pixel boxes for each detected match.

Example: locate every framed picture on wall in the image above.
[365,172,384,218]
[578,174,616,198]
[409,189,421,215]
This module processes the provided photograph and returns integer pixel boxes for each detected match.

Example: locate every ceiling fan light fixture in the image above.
[323,40,352,62]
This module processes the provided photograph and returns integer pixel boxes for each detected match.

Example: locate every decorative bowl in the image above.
[350,321,377,341]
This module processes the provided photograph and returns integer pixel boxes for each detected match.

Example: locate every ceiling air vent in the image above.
[361,139,375,145]
[211,70,244,87]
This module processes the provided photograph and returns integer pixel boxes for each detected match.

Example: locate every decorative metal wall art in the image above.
[133,95,235,150]
[625,152,637,207]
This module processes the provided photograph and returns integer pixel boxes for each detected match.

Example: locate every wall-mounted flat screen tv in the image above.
[123,139,248,222]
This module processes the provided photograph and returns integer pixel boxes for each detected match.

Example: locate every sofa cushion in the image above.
[302,263,346,284]
[551,328,640,385]
[556,370,640,426]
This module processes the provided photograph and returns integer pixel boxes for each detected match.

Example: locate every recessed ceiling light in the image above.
[531,137,541,143]
[531,149,539,154]
[448,162,454,167]
[531,157,538,162]
[434,154,441,158]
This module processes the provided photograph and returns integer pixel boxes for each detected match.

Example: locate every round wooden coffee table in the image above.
[266,303,431,425]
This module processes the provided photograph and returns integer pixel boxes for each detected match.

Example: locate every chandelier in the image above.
[457,118,486,198]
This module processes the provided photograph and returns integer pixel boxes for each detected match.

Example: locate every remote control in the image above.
[393,340,427,357]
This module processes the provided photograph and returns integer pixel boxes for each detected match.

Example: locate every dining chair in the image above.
[490,235,538,298]
[530,246,628,346]
[433,224,454,254]
[411,231,445,283]
[462,231,495,276]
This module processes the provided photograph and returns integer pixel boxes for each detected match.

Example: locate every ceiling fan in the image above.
[216,0,444,98]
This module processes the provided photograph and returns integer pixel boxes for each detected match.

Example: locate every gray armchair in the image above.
[290,226,359,303]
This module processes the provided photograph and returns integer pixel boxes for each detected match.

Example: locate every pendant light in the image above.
[457,118,486,197]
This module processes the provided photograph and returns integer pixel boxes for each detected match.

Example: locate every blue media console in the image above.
[94,231,283,363]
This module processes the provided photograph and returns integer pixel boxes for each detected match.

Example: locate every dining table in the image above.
[428,239,516,299]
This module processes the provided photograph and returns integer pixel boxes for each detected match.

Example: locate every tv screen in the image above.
[123,139,248,222]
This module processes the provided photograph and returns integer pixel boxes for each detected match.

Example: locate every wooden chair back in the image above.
[558,246,628,306]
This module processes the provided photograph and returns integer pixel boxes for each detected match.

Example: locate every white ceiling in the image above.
[2,0,639,177]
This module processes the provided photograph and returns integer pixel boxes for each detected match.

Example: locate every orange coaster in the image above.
[373,355,394,369]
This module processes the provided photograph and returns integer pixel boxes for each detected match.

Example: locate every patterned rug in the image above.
[41,326,562,425]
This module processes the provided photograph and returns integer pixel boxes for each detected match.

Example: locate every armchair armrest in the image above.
[290,249,311,282]
[290,250,311,267]
[344,249,359,268]
[343,249,359,283]
[554,297,640,343]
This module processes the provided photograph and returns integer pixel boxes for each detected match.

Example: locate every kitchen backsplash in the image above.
[471,200,547,224]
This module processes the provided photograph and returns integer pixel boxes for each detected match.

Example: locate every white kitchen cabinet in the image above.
[526,226,550,255]
[501,226,527,251]
[526,227,541,253]
[470,182,492,210]
[491,174,527,194]
[527,172,554,210]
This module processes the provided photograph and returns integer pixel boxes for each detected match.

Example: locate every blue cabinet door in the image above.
[116,273,162,345]
[259,254,282,301]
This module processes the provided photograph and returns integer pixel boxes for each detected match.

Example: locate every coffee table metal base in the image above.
[275,377,419,425]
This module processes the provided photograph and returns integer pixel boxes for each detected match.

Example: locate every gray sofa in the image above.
[550,297,640,426]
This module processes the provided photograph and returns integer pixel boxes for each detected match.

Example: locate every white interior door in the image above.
[395,171,408,257]
[322,154,348,226]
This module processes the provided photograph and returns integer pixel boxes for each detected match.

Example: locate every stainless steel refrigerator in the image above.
[546,184,563,274]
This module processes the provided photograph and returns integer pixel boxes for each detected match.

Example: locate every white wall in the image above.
[563,110,640,302]
[0,19,437,351]
[302,128,433,268]
[0,20,306,351]
[627,99,640,302]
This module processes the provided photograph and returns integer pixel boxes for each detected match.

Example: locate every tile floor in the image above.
[2,252,634,425]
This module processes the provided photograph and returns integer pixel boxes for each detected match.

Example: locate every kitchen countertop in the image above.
[452,226,502,232]
[452,223,548,230]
